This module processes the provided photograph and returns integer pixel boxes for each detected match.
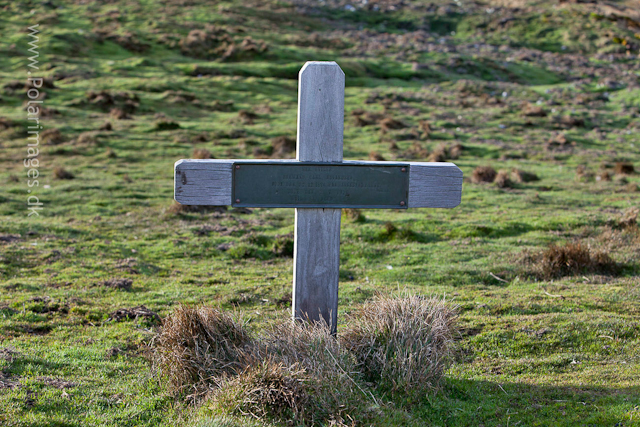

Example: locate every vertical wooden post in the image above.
[293,61,345,334]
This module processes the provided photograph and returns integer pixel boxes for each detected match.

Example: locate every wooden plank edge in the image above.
[408,163,463,208]
[174,159,233,205]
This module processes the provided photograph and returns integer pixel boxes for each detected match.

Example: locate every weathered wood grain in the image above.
[407,162,463,208]
[296,61,345,162]
[174,160,462,208]
[174,159,233,206]
[293,61,344,333]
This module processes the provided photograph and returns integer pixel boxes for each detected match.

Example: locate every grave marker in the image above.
[175,61,463,333]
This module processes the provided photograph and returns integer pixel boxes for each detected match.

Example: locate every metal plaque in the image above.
[232,162,409,209]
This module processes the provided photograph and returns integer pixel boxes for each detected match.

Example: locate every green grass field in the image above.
[1,0,639,425]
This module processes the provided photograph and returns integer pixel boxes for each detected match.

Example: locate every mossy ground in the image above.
[1,0,639,425]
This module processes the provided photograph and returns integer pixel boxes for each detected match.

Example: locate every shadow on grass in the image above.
[417,378,639,426]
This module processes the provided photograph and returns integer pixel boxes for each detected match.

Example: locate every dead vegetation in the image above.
[428,144,447,162]
[617,207,638,230]
[341,294,457,395]
[154,305,251,400]
[154,297,456,423]
[545,133,573,152]
[527,242,618,279]
[192,148,213,159]
[42,129,65,145]
[494,170,512,188]
[270,136,296,158]
[109,305,160,324]
[53,167,75,180]
[98,278,133,291]
[343,208,365,222]
[522,103,547,117]
[471,166,497,184]
[369,151,386,161]
[511,168,539,183]
[379,117,407,133]
[178,26,267,61]
[86,90,139,114]
[238,110,258,125]
[615,162,635,175]
[210,360,308,422]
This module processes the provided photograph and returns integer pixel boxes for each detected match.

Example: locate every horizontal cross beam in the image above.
[174,159,462,209]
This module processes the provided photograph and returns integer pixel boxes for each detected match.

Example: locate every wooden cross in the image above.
[174,62,462,333]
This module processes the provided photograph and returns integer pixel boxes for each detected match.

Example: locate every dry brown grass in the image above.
[522,103,548,117]
[76,132,96,145]
[209,360,308,422]
[494,170,512,188]
[449,143,463,159]
[238,110,258,125]
[428,144,447,162]
[615,162,635,175]
[531,242,618,279]
[53,167,74,180]
[98,278,132,291]
[471,166,496,184]
[343,208,365,222]
[368,151,386,161]
[270,136,296,158]
[42,129,65,145]
[254,320,368,424]
[626,182,639,192]
[511,168,539,183]
[192,148,213,159]
[154,305,251,401]
[341,294,457,395]
[379,117,406,133]
[618,207,638,229]
[155,298,457,422]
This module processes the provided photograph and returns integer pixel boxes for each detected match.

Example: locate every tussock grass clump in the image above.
[342,294,457,396]
[379,221,416,241]
[511,168,539,183]
[532,242,618,279]
[76,132,96,145]
[270,135,295,158]
[156,299,457,423]
[209,360,308,422]
[238,110,258,125]
[99,278,132,291]
[494,170,512,188]
[154,305,251,400]
[343,208,365,223]
[428,144,447,162]
[449,143,463,159]
[471,166,496,184]
[42,129,65,145]
[53,167,74,180]
[379,117,406,133]
[369,151,386,161]
[618,207,638,230]
[192,148,213,159]
[615,162,634,175]
[254,321,367,425]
